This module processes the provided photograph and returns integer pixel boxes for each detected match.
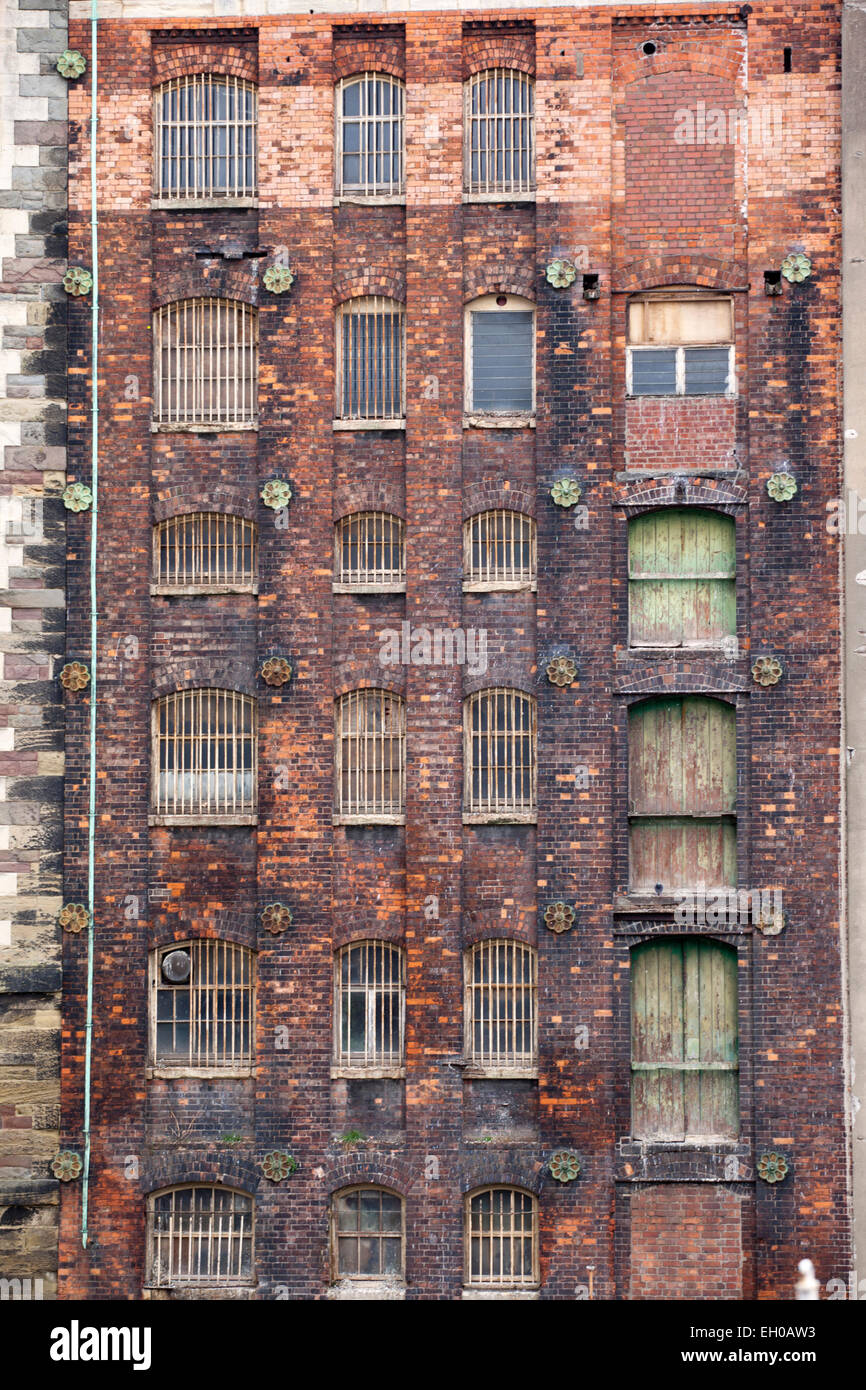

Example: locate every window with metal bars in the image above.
[153,299,258,429]
[465,295,535,418]
[335,297,405,425]
[148,1186,254,1288]
[154,74,257,201]
[465,939,537,1073]
[333,941,404,1071]
[627,293,734,396]
[154,512,257,592]
[152,689,257,822]
[151,939,255,1071]
[464,688,536,821]
[463,510,536,590]
[464,69,535,196]
[628,509,736,649]
[335,689,405,821]
[332,1188,405,1281]
[334,512,405,590]
[336,73,405,197]
[465,1188,538,1289]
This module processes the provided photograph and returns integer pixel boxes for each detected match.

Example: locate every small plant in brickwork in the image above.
[220,1132,244,1146]
[339,1130,365,1151]
[261,1151,298,1182]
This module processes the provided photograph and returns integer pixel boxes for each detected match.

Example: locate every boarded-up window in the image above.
[628,294,733,396]
[629,510,735,648]
[467,295,534,415]
[628,697,736,893]
[631,938,739,1140]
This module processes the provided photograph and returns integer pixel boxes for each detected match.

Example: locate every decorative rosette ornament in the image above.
[544,901,576,934]
[62,482,93,512]
[781,253,811,284]
[263,265,295,295]
[548,1149,581,1183]
[260,478,292,510]
[261,1150,298,1182]
[60,661,90,692]
[751,656,783,687]
[58,902,90,934]
[261,902,293,935]
[547,655,577,688]
[545,258,577,289]
[56,50,86,79]
[550,477,582,509]
[766,472,797,503]
[51,1150,83,1182]
[260,656,292,688]
[63,266,93,297]
[757,1151,789,1185]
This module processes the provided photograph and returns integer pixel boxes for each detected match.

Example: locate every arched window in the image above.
[465,1188,538,1289]
[336,73,405,197]
[333,941,405,1070]
[627,291,734,396]
[148,1186,254,1288]
[332,1187,405,1281]
[154,512,257,591]
[628,509,735,649]
[465,294,535,420]
[154,74,257,201]
[465,940,537,1072]
[151,939,255,1070]
[463,510,536,590]
[334,512,405,590]
[631,938,739,1139]
[153,298,258,428]
[628,696,736,894]
[464,688,536,821]
[152,689,257,821]
[335,297,405,426]
[464,69,535,196]
[335,689,405,821]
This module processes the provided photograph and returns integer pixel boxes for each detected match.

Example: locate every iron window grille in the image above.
[153,688,257,821]
[335,689,406,821]
[335,297,406,425]
[151,939,255,1070]
[333,940,405,1071]
[465,939,537,1073]
[463,510,536,590]
[154,512,257,592]
[153,298,258,428]
[465,1187,538,1288]
[334,512,405,590]
[464,688,537,821]
[148,1186,254,1288]
[464,69,535,196]
[154,74,257,201]
[336,73,405,197]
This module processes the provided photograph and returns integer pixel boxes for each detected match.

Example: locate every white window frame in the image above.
[335,72,405,201]
[464,1187,539,1291]
[153,73,258,207]
[463,69,535,200]
[334,688,406,824]
[153,298,258,431]
[626,292,736,398]
[151,688,257,826]
[152,512,257,595]
[464,294,536,428]
[463,510,536,592]
[332,940,405,1077]
[147,1185,255,1290]
[464,687,537,824]
[334,296,406,430]
[149,939,256,1077]
[331,1187,406,1284]
[464,939,538,1077]
[333,512,406,593]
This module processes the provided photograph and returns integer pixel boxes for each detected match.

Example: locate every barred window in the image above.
[464,510,536,590]
[464,688,536,820]
[149,1186,253,1288]
[154,74,257,201]
[466,1188,538,1289]
[152,939,255,1070]
[332,1188,404,1280]
[335,512,405,590]
[335,689,405,821]
[335,297,405,425]
[154,512,257,591]
[334,941,404,1070]
[465,295,535,417]
[153,689,256,821]
[153,298,258,428]
[336,73,405,197]
[464,69,535,196]
[465,940,537,1072]
[627,293,734,396]
[628,509,735,648]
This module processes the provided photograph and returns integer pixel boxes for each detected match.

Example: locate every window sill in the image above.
[463,812,537,826]
[330,1066,406,1080]
[149,815,258,828]
[333,419,406,432]
[627,642,735,654]
[626,392,736,401]
[463,413,535,430]
[152,197,259,211]
[334,194,406,206]
[151,422,258,434]
[613,892,743,916]
[151,584,259,598]
[143,1283,257,1300]
[462,1066,538,1081]
[462,581,537,594]
[461,193,536,204]
[333,814,406,827]
[327,1280,406,1301]
[333,582,406,595]
[147,1066,254,1080]
[462,1287,540,1300]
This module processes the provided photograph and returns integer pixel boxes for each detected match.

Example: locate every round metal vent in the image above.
[161,949,191,983]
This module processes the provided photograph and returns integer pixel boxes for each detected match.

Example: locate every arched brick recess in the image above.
[152,656,257,698]
[462,25,535,80]
[334,268,406,305]
[464,269,536,303]
[463,480,536,521]
[151,35,258,86]
[153,483,257,524]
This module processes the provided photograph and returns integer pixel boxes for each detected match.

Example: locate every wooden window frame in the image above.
[464,1186,539,1290]
[463,69,535,200]
[333,511,406,593]
[152,512,257,595]
[627,508,736,652]
[153,74,258,207]
[335,73,405,201]
[334,689,406,824]
[146,1185,255,1290]
[463,687,537,824]
[332,940,406,1077]
[152,298,258,431]
[149,939,256,1077]
[463,939,538,1078]
[334,296,406,430]
[464,294,536,427]
[626,292,735,398]
[330,1186,406,1284]
[151,688,257,826]
[463,510,536,592]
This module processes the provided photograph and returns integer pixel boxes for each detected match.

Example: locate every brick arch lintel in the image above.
[153,483,258,524]
[460,1156,547,1197]
[462,29,536,81]
[333,482,405,522]
[616,670,747,698]
[323,1153,417,1198]
[152,269,259,312]
[333,677,405,701]
[612,476,748,515]
[464,272,536,304]
[149,909,256,952]
[334,268,406,306]
[332,52,406,84]
[151,40,258,88]
[462,480,536,521]
[144,1154,259,1197]
[463,907,537,947]
[151,658,257,699]
[462,673,536,700]
[611,255,748,295]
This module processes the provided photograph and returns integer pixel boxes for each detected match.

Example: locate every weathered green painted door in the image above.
[629,509,736,648]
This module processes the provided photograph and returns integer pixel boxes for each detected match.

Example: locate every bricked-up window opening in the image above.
[153,689,256,820]
[628,697,736,895]
[335,512,405,589]
[336,73,405,197]
[464,510,536,590]
[464,688,536,821]
[465,940,537,1073]
[335,689,406,821]
[154,513,257,591]
[152,940,255,1070]
[464,70,535,196]
[148,1186,254,1288]
[627,293,734,396]
[334,941,405,1070]
[335,297,405,424]
[466,295,535,418]
[332,1188,405,1280]
[154,75,257,201]
[631,939,739,1140]
[153,299,258,428]
[466,1188,538,1288]
[628,510,736,649]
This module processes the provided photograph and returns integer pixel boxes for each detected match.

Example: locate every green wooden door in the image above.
[629,509,736,648]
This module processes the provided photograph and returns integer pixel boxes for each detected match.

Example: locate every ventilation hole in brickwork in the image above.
[496,294,508,307]
[642,41,658,56]
[784,47,792,72]
[0,1205,35,1227]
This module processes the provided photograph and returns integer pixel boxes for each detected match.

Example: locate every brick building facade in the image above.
[4,0,852,1301]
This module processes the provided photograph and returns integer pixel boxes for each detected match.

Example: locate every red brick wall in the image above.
[629,1185,747,1300]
